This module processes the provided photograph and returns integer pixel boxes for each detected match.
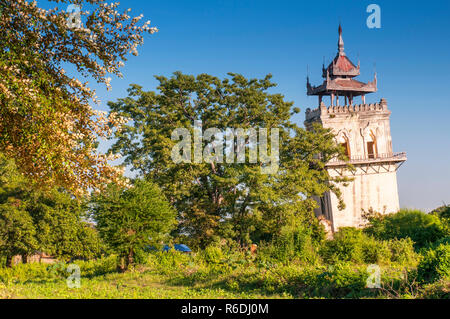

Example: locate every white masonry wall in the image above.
[327,167,401,231]
[306,99,403,232]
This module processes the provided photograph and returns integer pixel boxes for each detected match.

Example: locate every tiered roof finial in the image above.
[338,24,345,56]
[307,25,377,105]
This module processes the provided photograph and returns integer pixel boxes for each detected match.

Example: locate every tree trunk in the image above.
[117,257,126,273]
[6,255,13,268]
[127,248,134,268]
[21,254,28,264]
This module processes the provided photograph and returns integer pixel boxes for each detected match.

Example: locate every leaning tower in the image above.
[304,26,407,232]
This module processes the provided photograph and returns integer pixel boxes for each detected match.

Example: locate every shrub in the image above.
[320,228,366,264]
[365,209,446,249]
[388,238,418,265]
[361,238,391,264]
[417,244,450,283]
[154,251,191,268]
[76,256,118,277]
[0,263,53,285]
[257,225,322,264]
[320,228,415,266]
[201,246,224,264]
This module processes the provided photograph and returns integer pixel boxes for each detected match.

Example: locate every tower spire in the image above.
[338,24,345,56]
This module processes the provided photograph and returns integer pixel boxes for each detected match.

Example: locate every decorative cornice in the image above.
[305,99,389,122]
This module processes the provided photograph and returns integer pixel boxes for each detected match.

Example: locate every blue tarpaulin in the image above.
[162,244,192,252]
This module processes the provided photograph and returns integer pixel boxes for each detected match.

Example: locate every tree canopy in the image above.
[92,179,177,271]
[108,72,348,248]
[0,154,102,267]
[0,0,157,195]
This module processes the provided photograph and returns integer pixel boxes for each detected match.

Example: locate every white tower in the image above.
[305,26,407,232]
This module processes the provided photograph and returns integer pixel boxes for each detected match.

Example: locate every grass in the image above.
[0,267,286,299]
[0,252,448,299]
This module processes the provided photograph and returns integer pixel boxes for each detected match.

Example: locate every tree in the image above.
[108,72,347,248]
[0,202,38,267]
[0,153,103,265]
[431,205,450,236]
[92,179,176,271]
[0,0,157,196]
[26,189,103,261]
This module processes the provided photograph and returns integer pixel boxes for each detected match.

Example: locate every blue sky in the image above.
[54,0,450,211]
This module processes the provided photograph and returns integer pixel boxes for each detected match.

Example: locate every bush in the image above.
[365,209,446,249]
[256,225,322,264]
[417,244,450,283]
[361,238,391,264]
[320,227,417,266]
[321,228,370,264]
[201,246,224,264]
[0,263,53,285]
[76,256,118,277]
[388,238,418,265]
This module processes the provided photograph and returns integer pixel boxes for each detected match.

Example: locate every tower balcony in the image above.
[325,152,407,167]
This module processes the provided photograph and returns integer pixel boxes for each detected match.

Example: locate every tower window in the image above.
[340,142,350,157]
[367,142,376,159]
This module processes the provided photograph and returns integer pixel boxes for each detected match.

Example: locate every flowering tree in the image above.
[0,0,158,195]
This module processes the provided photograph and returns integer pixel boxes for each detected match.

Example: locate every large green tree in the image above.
[108,72,347,248]
[92,179,176,271]
[26,189,103,261]
[0,154,102,266]
[0,202,38,267]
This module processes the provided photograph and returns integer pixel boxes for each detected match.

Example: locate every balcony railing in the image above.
[326,152,407,166]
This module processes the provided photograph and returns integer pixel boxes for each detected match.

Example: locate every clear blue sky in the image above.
[65,0,450,211]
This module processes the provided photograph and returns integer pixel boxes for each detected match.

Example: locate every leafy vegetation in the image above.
[107,73,350,248]
[92,179,177,271]
[0,154,102,267]
[0,1,447,298]
[0,245,448,299]
[0,0,157,195]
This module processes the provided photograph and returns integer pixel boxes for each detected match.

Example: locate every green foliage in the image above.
[201,246,224,264]
[365,209,447,249]
[256,223,323,264]
[321,228,367,264]
[0,202,38,266]
[431,205,450,235]
[417,244,450,283]
[149,251,193,275]
[320,227,418,266]
[93,179,177,271]
[389,238,418,265]
[0,256,117,286]
[27,189,103,261]
[0,154,103,264]
[108,73,348,248]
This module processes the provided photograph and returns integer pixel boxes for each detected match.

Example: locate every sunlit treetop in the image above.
[0,0,158,196]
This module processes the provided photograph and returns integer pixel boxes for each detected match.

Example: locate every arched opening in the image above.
[367,131,378,159]
[341,141,350,158]
[338,133,351,158]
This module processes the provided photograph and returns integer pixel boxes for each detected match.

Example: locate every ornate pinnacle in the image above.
[338,24,345,56]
